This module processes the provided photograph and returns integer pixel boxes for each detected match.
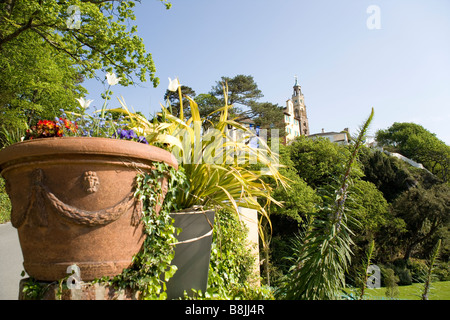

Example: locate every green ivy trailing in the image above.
[20,277,48,300]
[103,161,188,299]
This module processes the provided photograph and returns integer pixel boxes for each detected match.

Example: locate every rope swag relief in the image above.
[11,168,143,228]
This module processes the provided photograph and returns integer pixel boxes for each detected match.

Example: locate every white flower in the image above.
[106,72,121,86]
[168,77,180,92]
[76,97,94,109]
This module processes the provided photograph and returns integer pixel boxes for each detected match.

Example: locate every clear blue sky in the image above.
[83,0,450,144]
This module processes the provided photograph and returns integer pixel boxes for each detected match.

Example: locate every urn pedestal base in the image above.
[19,278,140,300]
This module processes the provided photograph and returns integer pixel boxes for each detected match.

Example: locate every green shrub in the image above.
[378,264,393,287]
[397,269,413,286]
[392,258,412,285]
[434,261,450,281]
[383,268,400,298]
[266,233,298,287]
[200,209,272,299]
[408,259,428,283]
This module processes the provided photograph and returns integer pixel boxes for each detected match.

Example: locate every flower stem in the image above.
[177,80,183,120]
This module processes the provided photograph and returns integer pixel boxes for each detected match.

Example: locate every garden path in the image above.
[0,223,25,300]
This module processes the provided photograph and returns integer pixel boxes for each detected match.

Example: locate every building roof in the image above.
[308,130,349,144]
[234,116,255,124]
[308,132,342,137]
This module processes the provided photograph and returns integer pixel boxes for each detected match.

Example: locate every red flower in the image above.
[60,118,78,133]
[24,118,79,140]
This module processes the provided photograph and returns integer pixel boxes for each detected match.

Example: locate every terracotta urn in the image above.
[0,137,178,282]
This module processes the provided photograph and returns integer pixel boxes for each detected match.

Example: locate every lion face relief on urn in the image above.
[83,171,99,194]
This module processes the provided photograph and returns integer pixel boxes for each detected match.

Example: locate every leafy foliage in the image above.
[355,240,376,299]
[278,108,374,300]
[0,177,11,223]
[0,0,171,146]
[383,268,400,298]
[347,179,389,237]
[202,209,273,299]
[20,277,48,300]
[264,143,320,224]
[194,94,225,130]
[155,84,288,234]
[376,122,450,182]
[288,135,362,189]
[0,0,167,86]
[358,148,417,202]
[0,31,86,140]
[245,101,286,137]
[258,142,321,286]
[269,168,320,224]
[183,209,274,300]
[102,162,187,299]
[163,75,284,133]
[210,74,263,109]
[390,183,450,261]
[422,239,442,300]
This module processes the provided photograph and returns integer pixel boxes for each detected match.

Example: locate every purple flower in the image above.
[114,129,134,140]
[128,129,138,139]
[113,129,148,144]
[113,129,127,139]
[138,136,149,144]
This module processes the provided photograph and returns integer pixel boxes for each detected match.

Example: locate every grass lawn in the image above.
[355,281,450,300]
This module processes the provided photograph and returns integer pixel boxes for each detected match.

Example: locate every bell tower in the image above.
[283,76,310,143]
[292,76,309,136]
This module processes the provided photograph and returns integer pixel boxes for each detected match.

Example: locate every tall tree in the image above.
[376,122,450,182]
[265,143,321,225]
[391,183,450,261]
[210,74,263,109]
[209,74,285,138]
[193,93,224,130]
[0,0,168,86]
[358,148,418,202]
[0,31,86,139]
[288,135,363,189]
[246,101,285,137]
[348,179,390,239]
[0,0,170,143]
